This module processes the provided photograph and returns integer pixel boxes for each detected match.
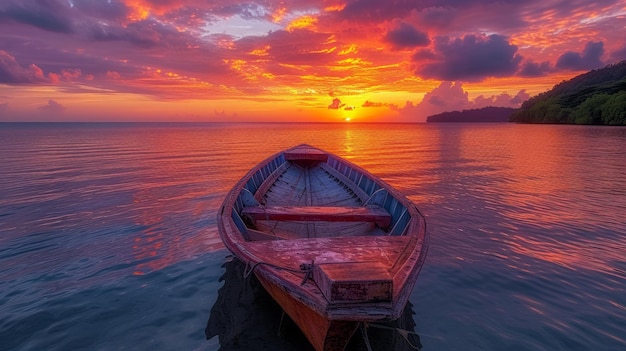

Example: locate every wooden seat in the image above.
[242,205,392,228]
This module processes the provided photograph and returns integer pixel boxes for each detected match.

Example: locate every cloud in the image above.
[72,0,129,22]
[0,101,7,113]
[556,41,605,71]
[610,46,626,63]
[414,34,522,82]
[86,17,182,48]
[328,98,345,109]
[38,99,65,113]
[392,81,469,121]
[473,90,530,108]
[393,81,527,121]
[0,50,47,83]
[383,21,429,50]
[0,0,74,33]
[238,29,336,66]
[518,60,552,77]
[362,100,387,108]
[337,0,426,22]
[412,2,528,34]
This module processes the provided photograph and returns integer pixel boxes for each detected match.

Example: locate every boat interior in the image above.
[229,146,412,242]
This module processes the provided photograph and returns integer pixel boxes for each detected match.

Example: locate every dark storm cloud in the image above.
[414,34,521,82]
[383,22,430,50]
[0,0,74,33]
[556,41,605,71]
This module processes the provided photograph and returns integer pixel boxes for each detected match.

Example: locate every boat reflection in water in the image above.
[206,258,423,351]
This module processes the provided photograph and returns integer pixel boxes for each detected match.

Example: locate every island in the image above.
[511,61,626,125]
[427,106,517,123]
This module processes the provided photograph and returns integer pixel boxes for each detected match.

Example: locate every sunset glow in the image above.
[1,1,625,122]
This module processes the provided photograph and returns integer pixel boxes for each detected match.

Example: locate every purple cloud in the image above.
[0,0,74,33]
[38,99,65,113]
[238,29,336,66]
[610,46,626,62]
[473,89,530,107]
[338,0,416,21]
[0,50,46,83]
[414,34,521,82]
[383,22,429,50]
[337,0,528,27]
[392,81,528,121]
[518,60,552,77]
[556,41,604,71]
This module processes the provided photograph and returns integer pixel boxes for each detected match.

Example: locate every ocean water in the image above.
[0,122,624,351]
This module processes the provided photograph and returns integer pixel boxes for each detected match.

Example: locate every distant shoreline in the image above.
[426,106,517,123]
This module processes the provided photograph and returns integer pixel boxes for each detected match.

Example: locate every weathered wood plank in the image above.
[254,220,383,240]
[253,162,291,204]
[245,228,289,241]
[319,163,369,203]
[245,236,409,270]
[313,262,393,304]
[284,146,329,162]
[242,205,391,228]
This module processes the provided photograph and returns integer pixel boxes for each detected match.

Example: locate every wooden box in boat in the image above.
[217,144,428,351]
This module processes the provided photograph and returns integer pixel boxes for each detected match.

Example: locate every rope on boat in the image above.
[277,311,286,337]
[362,188,386,207]
[242,259,316,287]
[360,322,423,350]
[360,323,373,351]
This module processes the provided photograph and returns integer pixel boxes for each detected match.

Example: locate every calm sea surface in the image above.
[0,122,625,351]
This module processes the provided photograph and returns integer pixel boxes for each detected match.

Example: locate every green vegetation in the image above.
[511,61,626,125]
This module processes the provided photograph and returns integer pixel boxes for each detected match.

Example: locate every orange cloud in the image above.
[286,15,318,32]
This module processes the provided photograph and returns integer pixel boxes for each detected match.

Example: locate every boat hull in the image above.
[256,273,359,351]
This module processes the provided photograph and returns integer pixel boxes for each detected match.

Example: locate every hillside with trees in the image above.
[427,106,517,122]
[511,61,626,125]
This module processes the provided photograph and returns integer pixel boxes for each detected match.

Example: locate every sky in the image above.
[0,0,625,122]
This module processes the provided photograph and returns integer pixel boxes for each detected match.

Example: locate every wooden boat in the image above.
[217,144,428,351]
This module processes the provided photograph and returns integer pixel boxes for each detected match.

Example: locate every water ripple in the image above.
[0,123,625,350]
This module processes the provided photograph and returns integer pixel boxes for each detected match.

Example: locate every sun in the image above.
[344,117,351,122]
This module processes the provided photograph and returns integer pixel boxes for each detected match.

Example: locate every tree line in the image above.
[511,61,626,125]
